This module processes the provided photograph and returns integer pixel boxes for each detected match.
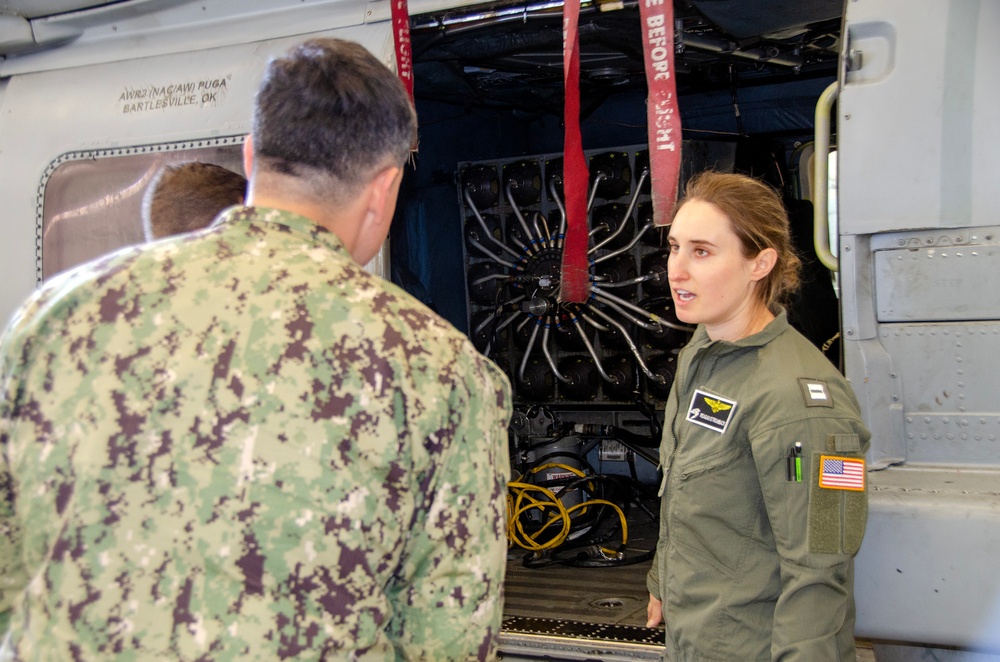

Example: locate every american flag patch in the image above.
[818,455,865,491]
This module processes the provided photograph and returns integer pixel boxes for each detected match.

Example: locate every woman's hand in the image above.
[646,593,663,628]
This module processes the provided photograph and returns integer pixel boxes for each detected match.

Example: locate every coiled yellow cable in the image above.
[506,463,629,553]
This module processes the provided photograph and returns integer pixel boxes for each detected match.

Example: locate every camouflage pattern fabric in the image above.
[0,206,513,661]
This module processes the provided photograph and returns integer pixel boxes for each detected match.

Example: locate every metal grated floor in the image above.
[501,517,878,662]
[502,516,659,628]
[503,555,654,627]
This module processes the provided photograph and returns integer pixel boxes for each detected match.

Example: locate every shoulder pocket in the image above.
[808,435,868,555]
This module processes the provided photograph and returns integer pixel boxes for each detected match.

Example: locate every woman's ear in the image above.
[750,247,778,282]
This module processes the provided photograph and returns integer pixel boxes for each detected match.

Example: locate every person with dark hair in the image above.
[644,171,870,661]
[142,161,247,240]
[0,38,512,660]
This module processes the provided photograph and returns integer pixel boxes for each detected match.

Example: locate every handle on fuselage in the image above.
[813,81,839,272]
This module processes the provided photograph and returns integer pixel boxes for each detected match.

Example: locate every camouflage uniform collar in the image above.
[218,205,350,256]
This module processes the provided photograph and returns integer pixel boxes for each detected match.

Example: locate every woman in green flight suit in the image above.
[645,171,870,661]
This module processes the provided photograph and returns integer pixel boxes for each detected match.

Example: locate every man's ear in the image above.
[349,165,402,265]
[362,166,402,232]
[750,247,778,282]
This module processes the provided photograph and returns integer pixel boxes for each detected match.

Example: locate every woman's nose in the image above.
[668,253,686,281]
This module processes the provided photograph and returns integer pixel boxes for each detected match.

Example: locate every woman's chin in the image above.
[672,302,698,325]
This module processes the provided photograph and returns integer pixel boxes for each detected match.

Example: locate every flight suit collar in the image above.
[689,306,789,355]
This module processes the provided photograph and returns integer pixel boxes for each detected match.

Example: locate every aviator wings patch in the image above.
[686,389,737,434]
[704,397,733,414]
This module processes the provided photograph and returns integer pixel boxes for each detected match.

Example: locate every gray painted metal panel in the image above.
[855,467,1000,650]
[840,1,1000,653]
[874,644,1000,662]
[877,321,1000,466]
[0,0,476,76]
[875,247,1000,322]
[842,234,906,468]
[0,17,394,327]
[838,0,1000,235]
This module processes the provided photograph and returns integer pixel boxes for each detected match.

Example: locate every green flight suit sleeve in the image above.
[751,417,869,662]
[384,356,512,661]
[645,422,672,603]
[645,552,660,599]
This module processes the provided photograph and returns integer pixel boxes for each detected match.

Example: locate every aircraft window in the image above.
[39,139,244,282]
[825,149,840,297]
[827,149,838,259]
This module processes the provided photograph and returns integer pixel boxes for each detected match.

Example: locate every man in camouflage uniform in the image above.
[0,38,512,660]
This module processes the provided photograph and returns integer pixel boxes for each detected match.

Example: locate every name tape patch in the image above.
[818,454,865,491]
[686,389,737,434]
